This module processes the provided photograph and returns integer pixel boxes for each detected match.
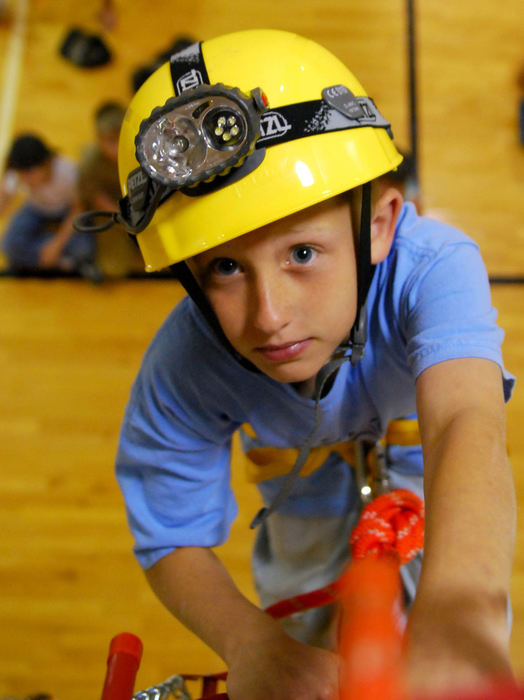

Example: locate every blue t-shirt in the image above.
[116,203,515,569]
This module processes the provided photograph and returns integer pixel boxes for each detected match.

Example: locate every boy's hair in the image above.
[7,134,52,171]
[94,101,126,135]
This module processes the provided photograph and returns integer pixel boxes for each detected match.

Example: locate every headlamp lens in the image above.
[140,115,206,183]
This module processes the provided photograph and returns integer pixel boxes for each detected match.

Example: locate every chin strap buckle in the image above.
[349,305,368,366]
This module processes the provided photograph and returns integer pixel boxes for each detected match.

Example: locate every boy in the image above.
[77,101,142,277]
[0,134,98,277]
[101,30,516,698]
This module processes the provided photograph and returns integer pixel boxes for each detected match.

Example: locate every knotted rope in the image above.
[339,489,424,700]
[349,488,424,564]
[265,488,425,620]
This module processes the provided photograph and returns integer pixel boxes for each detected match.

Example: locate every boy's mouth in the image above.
[255,338,312,363]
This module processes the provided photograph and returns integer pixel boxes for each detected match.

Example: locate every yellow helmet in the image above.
[117,29,402,272]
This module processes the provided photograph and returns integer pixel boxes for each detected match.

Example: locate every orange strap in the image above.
[239,418,421,483]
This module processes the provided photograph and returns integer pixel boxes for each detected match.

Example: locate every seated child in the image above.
[1,133,99,279]
[77,101,142,277]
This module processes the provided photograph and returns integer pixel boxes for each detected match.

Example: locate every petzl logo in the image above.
[176,69,203,93]
[259,111,292,141]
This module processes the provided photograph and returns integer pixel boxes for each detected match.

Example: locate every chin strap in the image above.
[350,180,374,366]
[250,182,375,528]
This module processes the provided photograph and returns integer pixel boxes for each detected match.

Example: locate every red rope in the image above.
[338,554,405,700]
[349,488,424,563]
[265,489,424,620]
[338,490,423,700]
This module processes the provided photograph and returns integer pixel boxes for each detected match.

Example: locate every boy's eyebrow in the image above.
[191,221,340,268]
[188,255,220,276]
[188,256,204,270]
[284,223,339,237]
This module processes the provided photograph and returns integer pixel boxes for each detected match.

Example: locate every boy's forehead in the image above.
[193,195,353,261]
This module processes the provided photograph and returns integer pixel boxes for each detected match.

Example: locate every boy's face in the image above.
[191,196,358,389]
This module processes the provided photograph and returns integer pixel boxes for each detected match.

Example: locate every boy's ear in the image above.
[370,187,404,264]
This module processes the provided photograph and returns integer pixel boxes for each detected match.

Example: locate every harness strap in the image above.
[250,354,349,528]
[239,417,421,484]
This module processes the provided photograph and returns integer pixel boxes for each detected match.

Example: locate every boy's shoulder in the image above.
[393,202,477,256]
[381,202,483,297]
[371,202,489,331]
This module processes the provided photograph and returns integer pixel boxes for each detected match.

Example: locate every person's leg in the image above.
[250,453,363,649]
[62,230,103,282]
[62,231,97,266]
[252,506,360,649]
[1,205,51,270]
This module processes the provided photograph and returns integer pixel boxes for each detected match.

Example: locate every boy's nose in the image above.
[250,274,291,336]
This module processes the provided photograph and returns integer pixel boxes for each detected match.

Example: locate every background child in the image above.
[0,133,99,279]
[77,101,142,277]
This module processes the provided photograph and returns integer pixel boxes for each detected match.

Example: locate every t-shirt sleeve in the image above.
[402,236,515,402]
[115,340,239,570]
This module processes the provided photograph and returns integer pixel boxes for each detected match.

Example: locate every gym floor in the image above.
[0,1,523,698]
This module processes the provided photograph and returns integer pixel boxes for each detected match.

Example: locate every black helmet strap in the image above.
[350,180,374,365]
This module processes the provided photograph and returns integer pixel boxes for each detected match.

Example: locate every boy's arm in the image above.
[39,200,82,267]
[408,357,516,696]
[145,546,339,700]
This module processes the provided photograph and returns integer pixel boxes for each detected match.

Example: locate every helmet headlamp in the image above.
[74,36,397,243]
[135,84,267,191]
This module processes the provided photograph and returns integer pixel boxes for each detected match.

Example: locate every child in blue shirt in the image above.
[86,29,516,699]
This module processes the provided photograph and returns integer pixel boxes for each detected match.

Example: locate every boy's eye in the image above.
[212,257,239,276]
[290,245,316,264]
